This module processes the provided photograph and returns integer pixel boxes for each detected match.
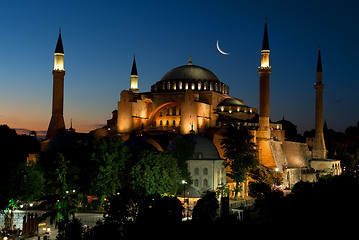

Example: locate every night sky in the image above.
[0,0,358,136]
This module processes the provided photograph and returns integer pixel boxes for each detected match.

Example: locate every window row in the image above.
[159,107,181,117]
[194,167,208,175]
[153,120,180,127]
[194,178,208,187]
[152,81,229,94]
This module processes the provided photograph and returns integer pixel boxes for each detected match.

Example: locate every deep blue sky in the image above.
[0,0,358,134]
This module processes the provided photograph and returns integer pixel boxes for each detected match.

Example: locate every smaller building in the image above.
[169,134,226,198]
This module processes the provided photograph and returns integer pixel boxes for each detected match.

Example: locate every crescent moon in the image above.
[216,40,230,55]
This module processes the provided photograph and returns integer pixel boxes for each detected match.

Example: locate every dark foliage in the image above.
[192,191,219,222]
[250,175,359,229]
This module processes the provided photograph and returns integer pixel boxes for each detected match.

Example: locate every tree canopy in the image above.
[131,150,182,196]
[219,122,259,198]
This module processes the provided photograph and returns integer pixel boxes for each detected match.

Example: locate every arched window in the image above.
[159,111,163,117]
[194,167,199,175]
[172,82,176,90]
[191,83,195,90]
[194,179,199,187]
[173,120,176,126]
[198,82,201,90]
[166,120,169,126]
[203,179,208,187]
[203,167,208,175]
[178,108,181,115]
[153,120,156,126]
[172,106,176,115]
[167,81,171,90]
[159,120,163,126]
[179,81,182,90]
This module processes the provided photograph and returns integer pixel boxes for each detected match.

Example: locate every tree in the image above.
[220,122,259,199]
[192,190,219,222]
[168,135,194,187]
[251,167,283,188]
[89,136,130,204]
[41,154,82,226]
[131,150,181,196]
[0,125,42,230]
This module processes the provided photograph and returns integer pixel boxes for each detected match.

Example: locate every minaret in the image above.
[129,55,139,93]
[312,47,327,159]
[46,30,66,140]
[257,18,271,140]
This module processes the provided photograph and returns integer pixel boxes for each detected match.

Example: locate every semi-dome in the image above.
[151,60,229,94]
[167,134,221,160]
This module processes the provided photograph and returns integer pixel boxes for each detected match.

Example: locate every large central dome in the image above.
[151,60,229,94]
[161,65,219,82]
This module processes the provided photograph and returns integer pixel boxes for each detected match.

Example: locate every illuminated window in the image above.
[191,83,195,90]
[173,82,176,90]
[167,81,171,90]
[179,81,182,90]
[185,83,189,90]
[198,82,201,90]
[203,167,208,175]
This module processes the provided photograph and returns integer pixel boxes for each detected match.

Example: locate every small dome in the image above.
[161,65,219,82]
[44,132,91,153]
[168,134,221,160]
[217,98,245,107]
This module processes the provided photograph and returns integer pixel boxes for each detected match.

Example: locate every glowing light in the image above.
[261,50,270,68]
[54,53,64,70]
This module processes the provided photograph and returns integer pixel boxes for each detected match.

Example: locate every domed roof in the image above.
[160,65,219,82]
[168,134,221,160]
[217,98,245,107]
[44,132,91,153]
[151,60,229,94]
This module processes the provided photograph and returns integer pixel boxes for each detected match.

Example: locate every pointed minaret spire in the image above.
[129,55,139,93]
[316,46,322,73]
[262,17,270,51]
[131,55,138,75]
[55,29,64,54]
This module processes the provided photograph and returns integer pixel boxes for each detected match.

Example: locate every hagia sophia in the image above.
[42,21,341,198]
